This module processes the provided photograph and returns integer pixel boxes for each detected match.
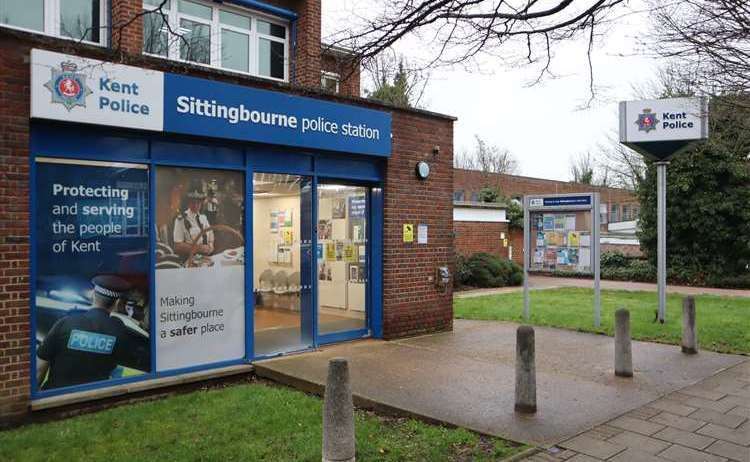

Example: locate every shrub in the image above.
[602,259,655,282]
[454,254,473,287]
[461,252,523,288]
[600,250,628,268]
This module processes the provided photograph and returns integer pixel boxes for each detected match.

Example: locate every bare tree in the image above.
[454,135,520,175]
[649,0,750,98]
[596,134,645,190]
[328,1,629,99]
[569,152,596,184]
[364,50,430,108]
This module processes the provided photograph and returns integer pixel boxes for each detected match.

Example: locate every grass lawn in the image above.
[0,381,526,462]
[455,288,750,354]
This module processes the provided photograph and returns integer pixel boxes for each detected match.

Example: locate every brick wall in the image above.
[454,221,509,259]
[111,0,142,55]
[382,112,454,339]
[321,51,361,98]
[509,228,524,265]
[454,169,639,222]
[0,35,32,419]
[291,0,322,88]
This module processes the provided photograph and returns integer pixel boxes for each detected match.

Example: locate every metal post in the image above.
[656,162,669,323]
[592,193,601,327]
[523,196,530,320]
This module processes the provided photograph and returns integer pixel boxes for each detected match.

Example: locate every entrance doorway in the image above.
[252,174,373,356]
[316,183,369,336]
[252,173,313,356]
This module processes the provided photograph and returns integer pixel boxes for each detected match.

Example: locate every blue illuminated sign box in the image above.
[542,196,592,207]
[164,74,392,157]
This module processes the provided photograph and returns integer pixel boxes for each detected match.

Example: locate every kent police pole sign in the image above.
[619,97,708,323]
[30,49,392,157]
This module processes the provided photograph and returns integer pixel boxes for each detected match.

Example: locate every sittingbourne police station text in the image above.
[175,96,381,140]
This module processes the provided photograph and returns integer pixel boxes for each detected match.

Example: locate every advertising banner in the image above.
[34,159,150,391]
[154,167,245,371]
[30,49,392,157]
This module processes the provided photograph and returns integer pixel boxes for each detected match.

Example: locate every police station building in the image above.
[0,0,455,420]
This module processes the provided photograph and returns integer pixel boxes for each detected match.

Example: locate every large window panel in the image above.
[179,18,211,65]
[155,167,246,371]
[178,0,212,20]
[34,158,150,392]
[221,29,249,73]
[253,173,313,356]
[317,184,368,335]
[59,0,100,43]
[0,0,106,44]
[143,9,170,57]
[0,0,45,32]
[258,38,285,80]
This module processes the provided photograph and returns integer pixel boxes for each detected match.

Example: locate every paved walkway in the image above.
[455,276,750,299]
[256,320,746,446]
[526,360,750,462]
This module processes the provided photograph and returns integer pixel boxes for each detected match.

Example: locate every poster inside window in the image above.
[155,167,245,371]
[530,210,593,272]
[34,159,150,391]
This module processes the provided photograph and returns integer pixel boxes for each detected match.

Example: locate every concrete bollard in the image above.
[682,296,698,354]
[515,325,537,413]
[614,308,633,377]
[323,357,355,462]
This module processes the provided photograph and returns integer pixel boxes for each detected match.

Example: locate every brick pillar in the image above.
[293,0,321,88]
[111,0,144,55]
[0,42,32,419]
[382,112,455,338]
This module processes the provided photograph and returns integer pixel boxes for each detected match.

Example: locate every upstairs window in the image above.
[0,0,107,45]
[143,0,289,81]
[453,190,465,202]
[321,71,340,93]
[610,203,619,222]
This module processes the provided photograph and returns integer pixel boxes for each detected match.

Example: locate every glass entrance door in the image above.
[252,173,313,356]
[317,183,368,336]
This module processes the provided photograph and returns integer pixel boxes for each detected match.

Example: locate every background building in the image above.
[453,169,642,264]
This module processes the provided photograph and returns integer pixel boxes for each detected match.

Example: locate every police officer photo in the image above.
[36,275,149,390]
[173,179,215,260]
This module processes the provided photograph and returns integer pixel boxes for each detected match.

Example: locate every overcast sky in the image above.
[322,1,657,181]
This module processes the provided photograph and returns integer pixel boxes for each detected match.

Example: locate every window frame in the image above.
[320,71,340,93]
[143,0,289,83]
[0,0,108,46]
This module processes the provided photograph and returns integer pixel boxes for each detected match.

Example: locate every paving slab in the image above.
[653,426,716,450]
[705,440,750,462]
[607,430,671,455]
[650,412,706,431]
[609,448,670,462]
[658,444,728,462]
[689,408,747,429]
[255,319,745,446]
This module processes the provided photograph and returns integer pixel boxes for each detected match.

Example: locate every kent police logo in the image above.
[635,108,659,133]
[44,61,92,111]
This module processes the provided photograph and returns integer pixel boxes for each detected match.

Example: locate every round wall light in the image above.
[416,161,430,180]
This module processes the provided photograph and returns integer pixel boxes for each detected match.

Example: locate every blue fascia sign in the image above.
[542,196,592,207]
[164,74,391,156]
[30,49,392,157]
